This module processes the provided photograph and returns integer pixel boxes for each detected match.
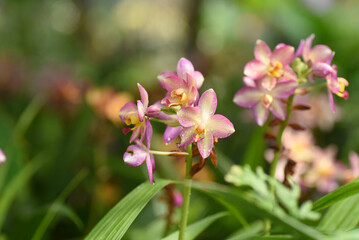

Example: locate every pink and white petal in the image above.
[193,71,204,89]
[187,86,199,107]
[271,80,297,99]
[150,154,156,173]
[271,45,294,65]
[159,75,187,92]
[137,83,149,109]
[146,104,161,117]
[163,126,182,145]
[177,107,200,127]
[281,66,297,81]
[0,149,6,165]
[137,100,145,122]
[311,62,333,78]
[326,71,339,93]
[270,100,286,120]
[119,102,137,122]
[177,58,195,80]
[158,71,177,89]
[139,123,146,142]
[186,73,198,89]
[302,34,315,61]
[243,76,256,87]
[206,114,235,138]
[130,127,141,143]
[199,89,217,122]
[294,40,304,58]
[327,87,336,112]
[145,119,153,148]
[254,40,271,64]
[253,103,269,126]
[309,45,333,63]
[146,153,154,184]
[244,59,267,79]
[179,127,196,148]
[197,132,214,159]
[123,144,147,167]
[260,75,277,91]
[233,87,262,108]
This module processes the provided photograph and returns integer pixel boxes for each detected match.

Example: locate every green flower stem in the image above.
[178,144,193,240]
[148,150,188,156]
[149,117,181,127]
[270,94,294,178]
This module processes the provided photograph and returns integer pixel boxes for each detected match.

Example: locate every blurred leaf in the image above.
[318,194,359,233]
[250,236,295,240]
[226,221,264,240]
[50,202,84,230]
[163,212,229,240]
[0,154,45,229]
[312,178,359,211]
[32,169,88,240]
[85,179,173,240]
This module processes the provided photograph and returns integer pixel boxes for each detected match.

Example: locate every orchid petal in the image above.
[270,100,286,120]
[158,71,177,89]
[177,58,194,80]
[119,102,137,123]
[145,119,153,148]
[309,45,333,63]
[254,40,271,64]
[261,76,277,91]
[326,71,339,93]
[233,87,262,108]
[281,66,297,81]
[146,104,161,117]
[179,127,196,148]
[130,126,141,143]
[271,80,297,99]
[177,107,200,127]
[187,86,199,107]
[302,34,315,61]
[186,72,197,89]
[244,59,267,79]
[243,76,256,87]
[197,132,214,159]
[124,144,147,167]
[0,149,6,165]
[206,114,235,138]
[271,44,294,65]
[199,89,217,122]
[158,75,186,92]
[163,126,182,145]
[122,128,131,135]
[137,83,148,109]
[311,62,333,78]
[295,39,304,58]
[328,87,336,112]
[137,100,145,122]
[193,71,204,89]
[253,103,269,126]
[146,153,154,184]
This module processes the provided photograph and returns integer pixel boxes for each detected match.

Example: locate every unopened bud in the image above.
[146,105,161,117]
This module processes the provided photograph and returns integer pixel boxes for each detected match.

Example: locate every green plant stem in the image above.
[148,150,188,156]
[270,94,295,178]
[178,144,193,240]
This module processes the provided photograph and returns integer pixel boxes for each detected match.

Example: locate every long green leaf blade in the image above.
[313,179,359,211]
[85,179,172,240]
[163,212,228,240]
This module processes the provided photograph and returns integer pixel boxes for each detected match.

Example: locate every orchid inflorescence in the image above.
[119,58,235,184]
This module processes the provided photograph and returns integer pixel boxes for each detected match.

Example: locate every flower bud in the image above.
[146,105,161,117]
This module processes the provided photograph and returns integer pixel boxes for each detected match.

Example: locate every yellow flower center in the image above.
[169,88,188,106]
[335,77,349,99]
[125,113,142,130]
[262,94,273,109]
[267,61,283,78]
[194,124,206,141]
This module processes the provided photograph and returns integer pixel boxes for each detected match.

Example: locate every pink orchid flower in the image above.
[177,89,235,159]
[244,40,296,90]
[233,79,298,126]
[158,58,204,107]
[123,119,155,184]
[0,149,6,166]
[119,83,154,143]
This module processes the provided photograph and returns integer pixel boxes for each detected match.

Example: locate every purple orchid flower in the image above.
[0,149,6,166]
[177,89,235,159]
[123,117,155,184]
[233,79,298,126]
[119,83,154,143]
[244,40,296,91]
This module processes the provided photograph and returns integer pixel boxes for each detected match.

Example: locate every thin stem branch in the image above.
[178,144,193,240]
[270,95,295,178]
[148,150,188,156]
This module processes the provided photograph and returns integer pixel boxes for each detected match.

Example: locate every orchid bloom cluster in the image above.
[119,58,235,184]
[234,34,348,126]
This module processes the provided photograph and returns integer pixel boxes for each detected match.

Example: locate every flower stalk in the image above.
[270,94,295,178]
[178,144,193,240]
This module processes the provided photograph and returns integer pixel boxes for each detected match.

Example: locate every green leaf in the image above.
[32,169,88,240]
[313,178,359,211]
[0,154,45,229]
[319,193,359,233]
[250,236,295,240]
[163,212,228,240]
[85,179,173,240]
[226,221,264,240]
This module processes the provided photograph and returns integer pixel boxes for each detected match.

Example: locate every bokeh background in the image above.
[1,0,359,239]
